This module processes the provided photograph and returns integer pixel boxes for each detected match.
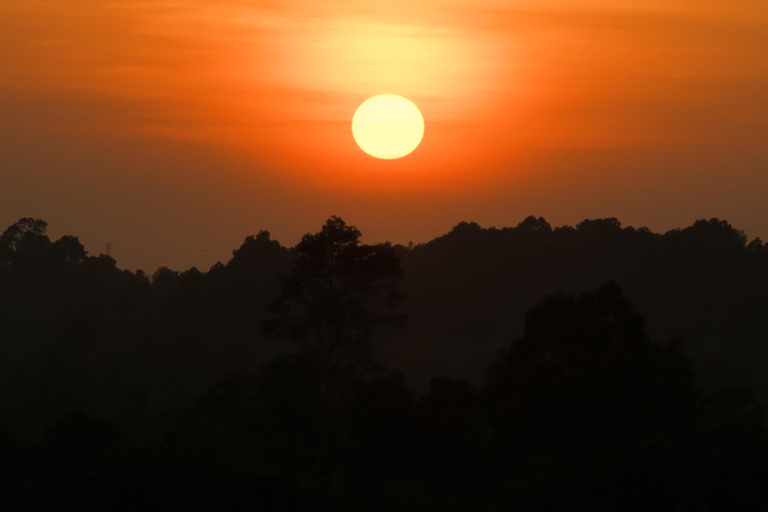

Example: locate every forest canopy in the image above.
[1,215,767,509]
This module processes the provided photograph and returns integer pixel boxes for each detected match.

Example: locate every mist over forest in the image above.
[1,215,767,510]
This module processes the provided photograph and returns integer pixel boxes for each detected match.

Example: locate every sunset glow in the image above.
[1,0,768,271]
[4,1,768,504]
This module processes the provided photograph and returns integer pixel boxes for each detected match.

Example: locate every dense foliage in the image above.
[0,215,767,509]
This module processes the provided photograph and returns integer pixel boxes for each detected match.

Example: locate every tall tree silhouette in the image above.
[482,282,702,510]
[263,216,405,367]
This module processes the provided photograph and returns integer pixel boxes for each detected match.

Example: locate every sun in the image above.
[352,94,425,159]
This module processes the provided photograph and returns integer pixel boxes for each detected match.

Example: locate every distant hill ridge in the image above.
[1,214,767,433]
[385,216,768,399]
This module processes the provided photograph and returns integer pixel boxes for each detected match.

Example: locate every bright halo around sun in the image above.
[352,94,425,160]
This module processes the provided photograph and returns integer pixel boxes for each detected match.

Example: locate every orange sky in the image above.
[2,0,768,272]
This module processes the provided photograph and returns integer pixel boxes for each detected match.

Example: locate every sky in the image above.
[2,0,767,272]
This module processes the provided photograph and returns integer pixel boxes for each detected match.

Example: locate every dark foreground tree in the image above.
[263,216,405,368]
[0,217,49,265]
[482,282,702,510]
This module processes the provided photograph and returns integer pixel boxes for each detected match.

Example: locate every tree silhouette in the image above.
[482,282,702,510]
[0,217,49,265]
[263,216,405,368]
[1,215,767,510]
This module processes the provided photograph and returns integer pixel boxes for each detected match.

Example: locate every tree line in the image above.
[0,215,766,510]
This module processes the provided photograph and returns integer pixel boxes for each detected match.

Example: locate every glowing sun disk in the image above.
[352,94,425,159]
